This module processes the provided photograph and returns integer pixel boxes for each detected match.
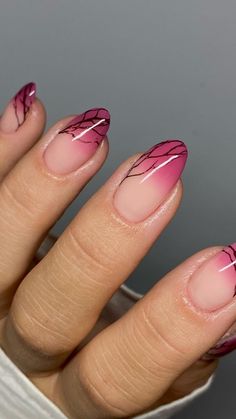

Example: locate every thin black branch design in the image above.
[13,83,35,129]
[58,108,110,145]
[222,244,236,296]
[119,140,187,186]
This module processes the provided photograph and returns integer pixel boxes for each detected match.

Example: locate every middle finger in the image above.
[3,140,187,372]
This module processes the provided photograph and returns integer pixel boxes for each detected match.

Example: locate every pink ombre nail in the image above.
[113,140,188,222]
[205,334,236,359]
[188,244,236,312]
[206,317,236,358]
[43,108,110,175]
[0,82,36,133]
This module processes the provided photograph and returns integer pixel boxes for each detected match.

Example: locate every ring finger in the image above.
[0,107,110,315]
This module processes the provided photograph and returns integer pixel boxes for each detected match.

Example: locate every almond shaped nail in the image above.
[188,243,236,312]
[0,82,36,133]
[114,140,188,222]
[43,108,110,175]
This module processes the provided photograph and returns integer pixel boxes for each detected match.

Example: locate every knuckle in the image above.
[82,376,127,416]
[79,360,136,417]
[10,288,72,356]
[66,225,113,280]
[137,303,187,368]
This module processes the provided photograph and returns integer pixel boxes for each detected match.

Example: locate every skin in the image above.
[2,91,236,418]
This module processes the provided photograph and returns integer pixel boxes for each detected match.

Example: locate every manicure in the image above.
[205,334,236,358]
[0,82,36,133]
[188,243,236,312]
[44,108,110,175]
[113,140,188,222]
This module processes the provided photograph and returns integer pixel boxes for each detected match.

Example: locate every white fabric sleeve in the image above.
[0,283,214,419]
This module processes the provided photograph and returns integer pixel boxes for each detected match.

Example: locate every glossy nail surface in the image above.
[188,244,236,312]
[0,82,36,133]
[113,140,187,222]
[205,333,236,358]
[44,108,110,175]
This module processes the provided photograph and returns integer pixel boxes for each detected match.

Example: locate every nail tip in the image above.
[58,107,111,144]
[172,139,188,166]
[222,243,236,257]
[85,107,111,136]
[89,106,111,126]
[151,139,188,164]
[168,138,188,151]
[152,138,187,149]
[29,81,37,94]
[15,81,37,102]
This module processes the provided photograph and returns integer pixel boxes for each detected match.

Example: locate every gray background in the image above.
[0,0,236,417]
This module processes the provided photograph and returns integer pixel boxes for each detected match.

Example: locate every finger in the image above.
[0,108,110,314]
[3,140,187,371]
[0,82,46,179]
[60,246,236,418]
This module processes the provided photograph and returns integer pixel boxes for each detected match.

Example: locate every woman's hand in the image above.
[0,82,235,418]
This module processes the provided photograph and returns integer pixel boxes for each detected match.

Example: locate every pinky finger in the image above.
[0,82,46,179]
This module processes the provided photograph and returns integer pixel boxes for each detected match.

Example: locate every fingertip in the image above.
[27,97,46,134]
[40,111,110,178]
[0,82,46,136]
[32,97,47,121]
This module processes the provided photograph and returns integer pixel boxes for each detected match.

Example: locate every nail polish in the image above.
[197,244,236,359]
[188,244,236,312]
[205,332,236,358]
[0,82,36,133]
[113,140,188,222]
[43,108,110,175]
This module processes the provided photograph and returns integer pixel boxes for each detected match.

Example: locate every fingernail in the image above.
[188,244,236,312]
[203,320,236,359]
[113,140,188,222]
[0,82,36,133]
[44,108,110,175]
[205,333,236,358]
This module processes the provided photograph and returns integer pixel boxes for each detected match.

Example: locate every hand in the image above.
[0,82,235,419]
